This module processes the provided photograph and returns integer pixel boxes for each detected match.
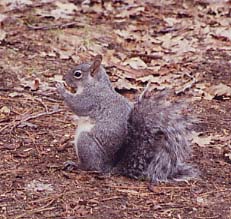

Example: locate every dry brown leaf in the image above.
[0,14,7,23]
[195,83,214,100]
[192,133,213,147]
[123,57,147,70]
[0,106,10,114]
[164,17,179,27]
[71,55,81,63]
[137,75,157,83]
[207,83,231,98]
[20,78,40,91]
[115,6,144,19]
[36,2,77,20]
[191,132,225,147]
[213,27,231,41]
[114,78,138,91]
[52,75,63,83]
[0,30,6,41]
[103,50,121,66]
[114,30,132,39]
[156,33,173,45]
[8,92,23,98]
[40,51,56,58]
[2,0,32,10]
[196,196,209,207]
[136,75,162,84]
[173,39,196,54]
[115,64,153,79]
[51,2,77,19]
[53,48,73,60]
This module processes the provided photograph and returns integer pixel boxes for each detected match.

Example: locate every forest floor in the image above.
[0,0,231,218]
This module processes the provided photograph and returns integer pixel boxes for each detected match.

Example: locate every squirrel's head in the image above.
[63,55,103,93]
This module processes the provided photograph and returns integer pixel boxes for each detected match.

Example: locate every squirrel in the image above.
[56,55,198,183]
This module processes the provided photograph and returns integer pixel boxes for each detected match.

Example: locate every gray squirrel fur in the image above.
[57,55,198,182]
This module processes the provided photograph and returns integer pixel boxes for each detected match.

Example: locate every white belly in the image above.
[74,116,95,157]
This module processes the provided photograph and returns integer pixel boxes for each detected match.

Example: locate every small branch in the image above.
[138,81,151,102]
[15,206,56,219]
[18,109,62,122]
[27,22,84,31]
[130,53,162,60]
[102,196,122,201]
[0,109,62,133]
[0,88,61,102]
[175,72,197,95]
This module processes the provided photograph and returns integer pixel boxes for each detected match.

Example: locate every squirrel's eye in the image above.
[74,70,82,78]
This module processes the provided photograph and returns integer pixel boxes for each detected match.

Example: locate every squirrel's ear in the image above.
[89,55,102,76]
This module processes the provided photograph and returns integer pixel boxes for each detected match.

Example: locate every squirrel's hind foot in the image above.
[63,160,79,171]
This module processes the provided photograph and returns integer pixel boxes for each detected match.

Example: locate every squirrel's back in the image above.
[114,92,198,182]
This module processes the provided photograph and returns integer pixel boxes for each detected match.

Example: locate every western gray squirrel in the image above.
[56,55,198,182]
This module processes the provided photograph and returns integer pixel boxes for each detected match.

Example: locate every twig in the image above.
[200,188,231,197]
[0,88,61,102]
[27,22,84,31]
[175,72,197,95]
[0,169,25,176]
[0,109,62,133]
[35,98,49,112]
[15,206,56,219]
[102,196,121,201]
[138,81,151,102]
[130,53,162,60]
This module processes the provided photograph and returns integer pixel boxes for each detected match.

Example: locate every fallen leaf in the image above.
[0,106,10,114]
[114,78,139,91]
[0,14,7,23]
[3,0,32,10]
[54,48,73,60]
[8,92,22,98]
[40,51,56,58]
[115,6,144,19]
[164,17,179,27]
[18,121,38,128]
[52,74,63,83]
[25,180,54,193]
[0,30,6,41]
[50,2,78,20]
[20,78,40,91]
[136,75,169,84]
[207,83,231,99]
[36,2,78,20]
[114,30,132,39]
[192,132,213,147]
[196,196,209,206]
[212,27,231,41]
[123,57,147,70]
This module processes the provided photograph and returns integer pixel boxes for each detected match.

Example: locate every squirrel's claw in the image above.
[56,82,65,94]
[63,160,79,171]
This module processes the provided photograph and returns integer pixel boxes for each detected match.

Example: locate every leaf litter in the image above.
[0,0,231,218]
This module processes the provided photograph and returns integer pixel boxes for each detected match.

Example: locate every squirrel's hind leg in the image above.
[75,132,113,173]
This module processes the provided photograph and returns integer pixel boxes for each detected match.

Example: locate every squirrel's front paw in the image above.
[56,82,66,95]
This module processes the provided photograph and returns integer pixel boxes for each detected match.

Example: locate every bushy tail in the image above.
[115,91,198,182]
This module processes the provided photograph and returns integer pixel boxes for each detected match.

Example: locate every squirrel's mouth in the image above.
[64,82,76,93]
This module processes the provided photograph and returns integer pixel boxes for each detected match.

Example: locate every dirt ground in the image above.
[0,0,231,219]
